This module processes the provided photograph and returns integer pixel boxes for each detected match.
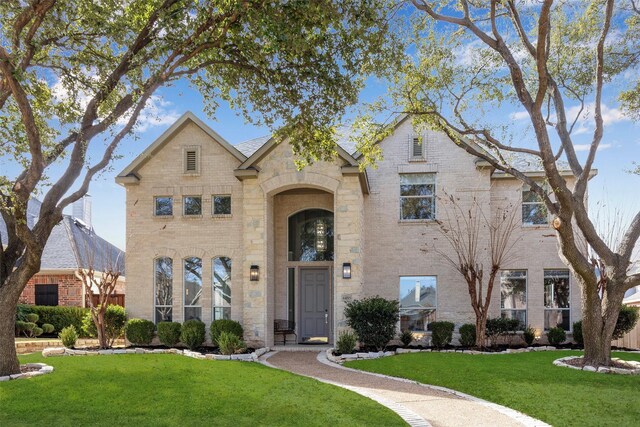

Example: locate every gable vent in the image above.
[185,150,197,172]
[412,137,423,158]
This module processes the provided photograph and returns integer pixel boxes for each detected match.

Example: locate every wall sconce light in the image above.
[250,265,259,281]
[342,263,351,279]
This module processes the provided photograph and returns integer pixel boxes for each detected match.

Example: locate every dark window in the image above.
[155,197,173,216]
[213,195,231,215]
[400,174,436,220]
[35,284,58,306]
[288,209,334,261]
[183,196,202,216]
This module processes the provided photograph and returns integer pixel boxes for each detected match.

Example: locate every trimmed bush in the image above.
[59,325,78,348]
[157,322,182,347]
[572,321,583,346]
[125,318,156,345]
[459,323,476,347]
[210,319,244,346]
[217,331,246,355]
[614,305,639,339]
[82,305,127,343]
[523,325,536,346]
[430,321,454,349]
[336,330,358,354]
[344,296,399,351]
[18,304,88,335]
[15,321,29,336]
[181,320,206,350]
[547,327,566,346]
[399,330,414,347]
[26,313,39,323]
[42,323,55,334]
[33,326,44,337]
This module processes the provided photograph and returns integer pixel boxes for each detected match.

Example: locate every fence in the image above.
[612,322,640,349]
[90,293,125,307]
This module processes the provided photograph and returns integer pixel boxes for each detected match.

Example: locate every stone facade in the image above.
[118,113,585,346]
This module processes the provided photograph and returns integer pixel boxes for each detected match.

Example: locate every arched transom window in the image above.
[288,209,334,262]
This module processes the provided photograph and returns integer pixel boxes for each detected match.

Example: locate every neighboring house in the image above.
[116,111,595,347]
[0,197,125,307]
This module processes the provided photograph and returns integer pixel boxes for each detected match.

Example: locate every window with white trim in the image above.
[212,257,231,321]
[212,195,231,215]
[183,196,202,216]
[522,184,548,225]
[184,257,202,321]
[154,197,173,216]
[399,276,437,336]
[500,270,527,327]
[544,269,570,330]
[154,257,173,323]
[400,173,436,220]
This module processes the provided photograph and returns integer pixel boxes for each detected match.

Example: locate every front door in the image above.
[299,268,330,343]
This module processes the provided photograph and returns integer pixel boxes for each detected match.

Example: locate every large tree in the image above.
[0,0,394,376]
[360,0,639,366]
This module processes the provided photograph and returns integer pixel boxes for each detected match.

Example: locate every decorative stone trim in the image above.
[0,363,54,382]
[42,346,270,362]
[553,356,640,375]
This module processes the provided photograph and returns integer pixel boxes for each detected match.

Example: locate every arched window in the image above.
[212,257,231,320]
[154,257,173,323]
[184,257,202,321]
[288,209,334,261]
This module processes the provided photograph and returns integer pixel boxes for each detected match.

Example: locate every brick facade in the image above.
[19,272,126,307]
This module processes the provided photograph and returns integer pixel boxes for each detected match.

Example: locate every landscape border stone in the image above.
[0,363,54,382]
[42,346,270,362]
[553,355,640,375]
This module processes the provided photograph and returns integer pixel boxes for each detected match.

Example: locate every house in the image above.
[0,197,126,307]
[116,111,592,347]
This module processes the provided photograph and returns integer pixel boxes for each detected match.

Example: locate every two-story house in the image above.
[116,111,589,347]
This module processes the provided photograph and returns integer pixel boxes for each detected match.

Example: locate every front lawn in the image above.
[1,354,404,427]
[345,350,640,427]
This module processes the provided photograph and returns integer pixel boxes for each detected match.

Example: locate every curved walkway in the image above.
[263,351,548,427]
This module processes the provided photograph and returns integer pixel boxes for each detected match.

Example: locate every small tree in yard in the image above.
[433,195,519,348]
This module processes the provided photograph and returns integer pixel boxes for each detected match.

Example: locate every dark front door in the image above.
[299,268,330,343]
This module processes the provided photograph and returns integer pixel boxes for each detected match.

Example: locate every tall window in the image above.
[288,209,334,261]
[212,257,231,321]
[501,270,527,327]
[154,196,173,216]
[154,257,173,323]
[183,196,202,216]
[400,174,436,220]
[287,268,295,321]
[399,276,437,336]
[544,270,570,330]
[522,184,548,225]
[184,257,202,321]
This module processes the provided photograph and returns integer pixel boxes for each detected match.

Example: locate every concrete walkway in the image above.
[263,351,548,427]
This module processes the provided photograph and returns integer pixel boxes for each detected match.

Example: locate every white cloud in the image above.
[510,110,530,121]
[117,95,181,132]
[573,143,612,152]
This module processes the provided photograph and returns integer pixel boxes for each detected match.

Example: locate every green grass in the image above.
[1,354,405,427]
[345,350,640,427]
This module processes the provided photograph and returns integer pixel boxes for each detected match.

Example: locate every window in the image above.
[544,270,570,330]
[501,270,527,327]
[35,284,58,306]
[522,184,548,225]
[184,257,202,321]
[213,195,231,215]
[183,196,202,216]
[399,276,436,336]
[154,257,173,323]
[288,209,334,261]
[212,257,231,321]
[400,173,436,220]
[154,197,173,216]
[410,136,425,160]
[183,146,200,174]
[287,268,295,322]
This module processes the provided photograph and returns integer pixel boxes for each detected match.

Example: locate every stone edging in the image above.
[317,351,550,427]
[0,363,54,382]
[42,346,270,362]
[327,346,560,363]
[553,356,640,375]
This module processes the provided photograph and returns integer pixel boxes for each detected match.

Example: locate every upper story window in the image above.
[183,146,200,175]
[288,209,334,261]
[183,196,202,216]
[154,196,173,216]
[213,195,231,215]
[400,173,436,220]
[409,135,425,161]
[522,184,548,225]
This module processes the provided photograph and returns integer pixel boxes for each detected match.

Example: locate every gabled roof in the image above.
[116,111,246,185]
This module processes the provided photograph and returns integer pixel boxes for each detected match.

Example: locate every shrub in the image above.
[336,330,358,354]
[157,322,182,347]
[15,321,29,336]
[59,325,78,348]
[572,321,583,346]
[459,323,476,347]
[18,321,40,338]
[217,331,246,355]
[82,305,127,343]
[26,313,39,323]
[547,327,566,346]
[181,320,206,350]
[613,305,640,339]
[485,317,520,346]
[344,296,399,351]
[210,319,244,346]
[42,323,55,334]
[125,318,156,345]
[399,330,414,347]
[523,325,536,346]
[430,321,455,349]
[33,326,44,337]
[18,304,88,335]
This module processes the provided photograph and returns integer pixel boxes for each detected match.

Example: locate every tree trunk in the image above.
[475,315,487,348]
[0,284,21,376]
